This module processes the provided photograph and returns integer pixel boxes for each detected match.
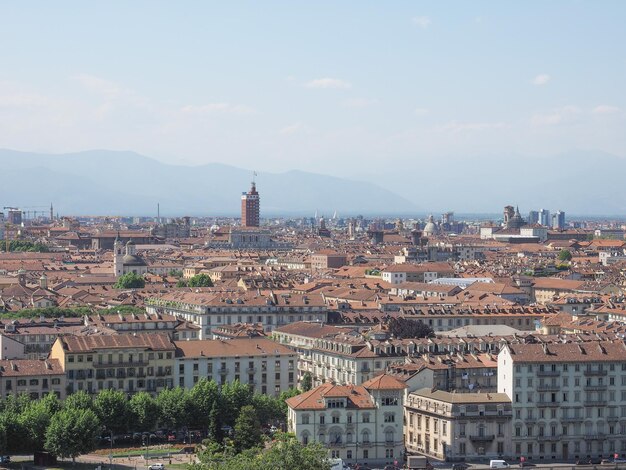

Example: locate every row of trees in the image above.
[193,432,331,470]
[0,240,50,252]
[176,273,213,288]
[0,379,300,461]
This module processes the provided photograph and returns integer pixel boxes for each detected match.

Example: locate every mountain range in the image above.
[0,149,417,217]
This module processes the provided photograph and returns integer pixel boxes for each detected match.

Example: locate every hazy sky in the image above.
[0,1,625,176]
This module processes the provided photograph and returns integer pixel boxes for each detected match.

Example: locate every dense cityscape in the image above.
[2,2,626,470]
[2,179,626,469]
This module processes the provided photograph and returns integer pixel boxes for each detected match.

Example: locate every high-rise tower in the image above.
[241,179,260,227]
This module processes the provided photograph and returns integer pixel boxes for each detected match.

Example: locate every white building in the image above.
[286,374,407,468]
[174,337,297,396]
[498,341,626,462]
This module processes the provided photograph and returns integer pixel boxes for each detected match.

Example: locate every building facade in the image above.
[287,374,407,468]
[498,341,626,462]
[174,337,297,395]
[404,388,512,461]
[49,333,176,395]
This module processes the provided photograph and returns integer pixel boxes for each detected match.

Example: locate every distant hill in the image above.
[0,149,417,216]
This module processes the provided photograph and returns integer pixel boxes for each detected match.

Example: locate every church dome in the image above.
[423,215,437,235]
[122,254,147,266]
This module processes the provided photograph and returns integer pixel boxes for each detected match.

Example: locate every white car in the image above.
[148,464,165,470]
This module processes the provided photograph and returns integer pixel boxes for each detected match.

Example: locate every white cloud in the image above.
[72,73,125,99]
[532,74,551,86]
[304,78,352,89]
[180,103,255,115]
[342,98,378,108]
[414,108,429,116]
[439,120,506,132]
[412,16,432,28]
[592,105,620,115]
[279,122,311,135]
[531,105,581,126]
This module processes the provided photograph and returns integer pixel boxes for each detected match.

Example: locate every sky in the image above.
[0,1,625,178]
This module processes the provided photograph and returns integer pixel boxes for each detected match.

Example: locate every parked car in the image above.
[148,464,165,470]
[0,456,11,464]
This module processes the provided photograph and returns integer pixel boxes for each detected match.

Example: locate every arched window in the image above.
[385,429,395,443]
[362,430,370,443]
[346,432,353,443]
[302,431,310,445]
[318,432,325,443]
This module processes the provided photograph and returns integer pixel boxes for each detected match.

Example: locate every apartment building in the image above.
[146,290,327,339]
[498,341,626,462]
[274,322,409,386]
[0,358,66,399]
[49,333,176,395]
[174,337,297,396]
[287,374,407,468]
[404,388,512,461]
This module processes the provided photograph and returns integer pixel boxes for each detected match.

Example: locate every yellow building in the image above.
[49,333,175,395]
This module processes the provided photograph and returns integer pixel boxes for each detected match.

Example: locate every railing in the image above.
[584,369,607,376]
[537,385,560,392]
[537,370,560,377]
[584,400,608,406]
[584,385,608,391]
[94,361,148,368]
[469,434,495,442]
[536,401,560,407]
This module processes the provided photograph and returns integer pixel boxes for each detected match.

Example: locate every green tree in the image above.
[251,394,282,426]
[193,433,330,470]
[93,389,130,433]
[558,249,573,261]
[0,411,27,453]
[187,274,213,287]
[169,269,183,278]
[207,402,224,444]
[233,405,262,452]
[256,433,331,470]
[188,378,219,429]
[176,279,188,287]
[300,372,312,392]
[65,390,94,411]
[130,392,159,431]
[45,408,101,464]
[220,380,253,426]
[19,393,62,451]
[156,387,190,429]
[113,272,146,289]
[387,317,434,339]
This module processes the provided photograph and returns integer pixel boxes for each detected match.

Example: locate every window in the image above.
[362,413,370,423]
[302,414,310,425]
[384,413,395,423]
[320,415,325,424]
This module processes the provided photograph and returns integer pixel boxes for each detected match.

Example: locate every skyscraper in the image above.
[538,209,550,227]
[241,180,260,227]
[528,210,539,225]
[552,210,565,230]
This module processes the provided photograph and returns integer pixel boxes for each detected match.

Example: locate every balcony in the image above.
[584,400,608,406]
[584,434,606,440]
[94,360,148,368]
[537,385,560,392]
[469,434,495,442]
[584,369,607,377]
[584,385,608,391]
[537,370,560,377]
[537,401,560,407]
[247,367,256,373]
[561,416,584,422]
[218,368,229,375]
